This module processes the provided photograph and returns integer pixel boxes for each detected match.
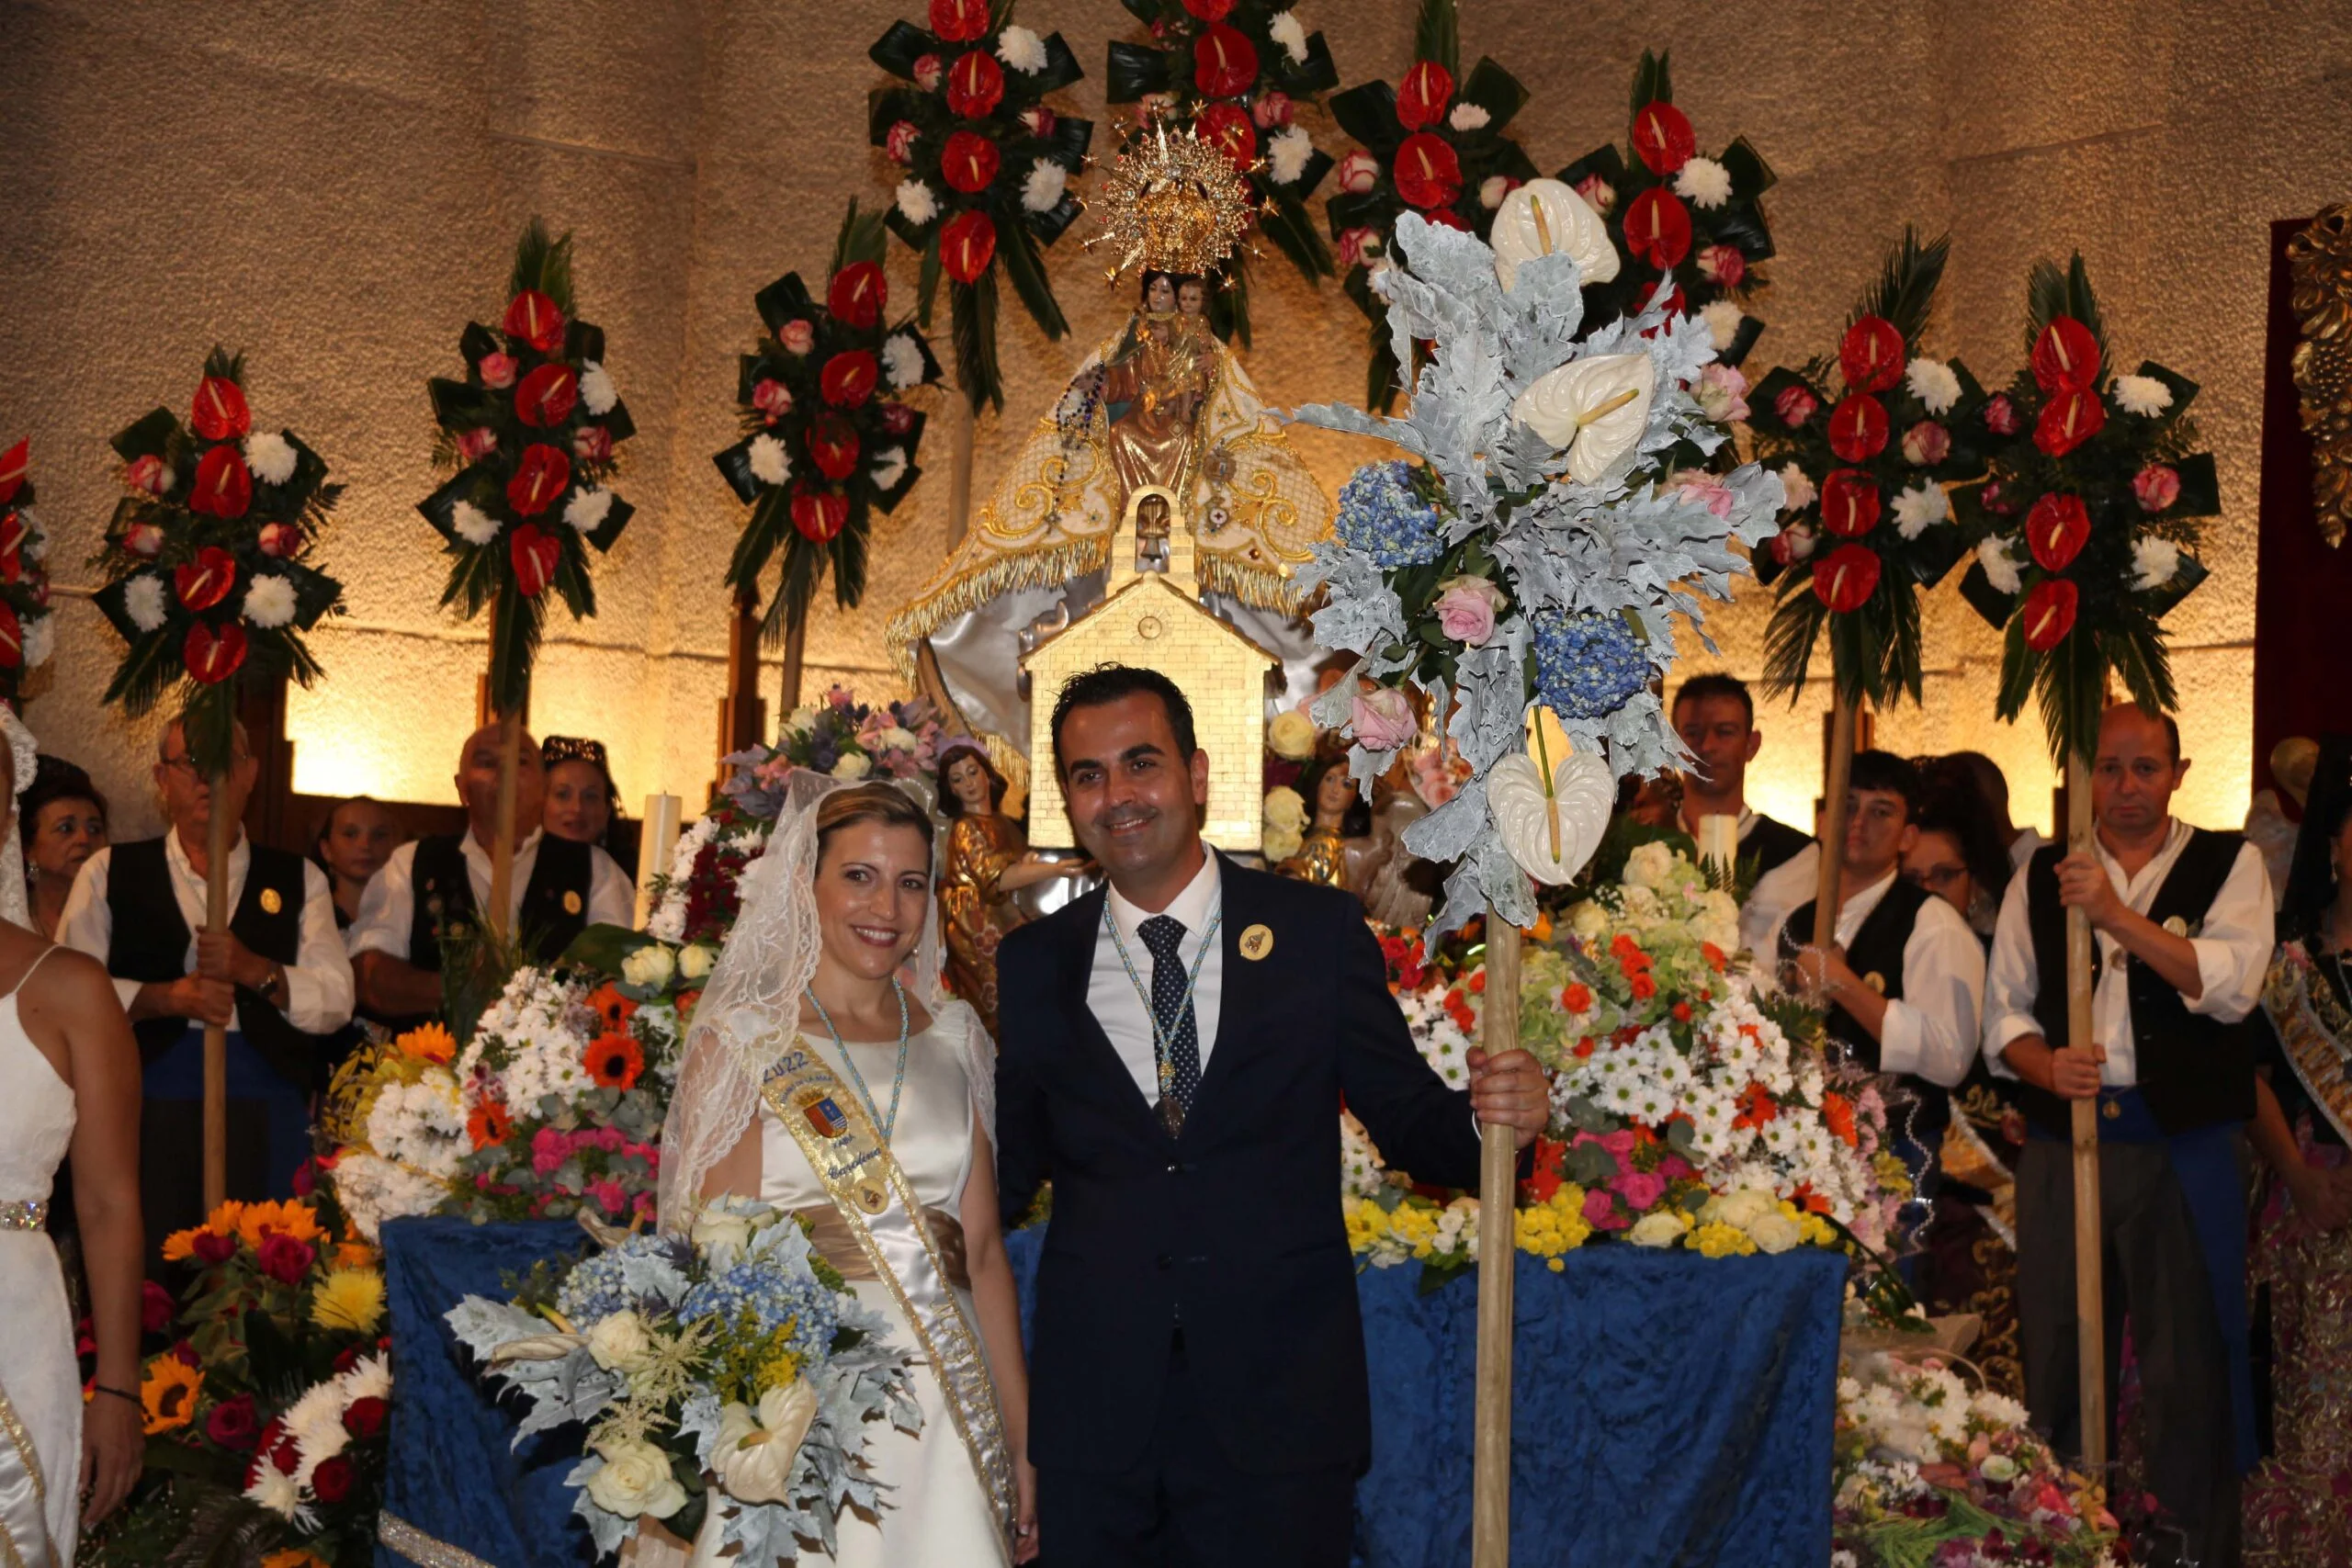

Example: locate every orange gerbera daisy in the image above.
[585,1032,645,1091]
[587,984,639,1033]
[235,1200,323,1251]
[674,988,702,1023]
[262,1551,332,1568]
[140,1356,203,1434]
[396,1021,458,1064]
[468,1098,514,1150]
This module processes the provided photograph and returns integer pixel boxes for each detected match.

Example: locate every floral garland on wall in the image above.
[0,439,57,705]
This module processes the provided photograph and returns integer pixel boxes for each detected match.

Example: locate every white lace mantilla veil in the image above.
[0,707,37,934]
[654,769,998,1234]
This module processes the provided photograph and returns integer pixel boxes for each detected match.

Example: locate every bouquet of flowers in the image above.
[416,220,636,717]
[447,1198,921,1562]
[715,204,944,651]
[1833,1353,2119,1567]
[0,438,56,704]
[871,0,1092,412]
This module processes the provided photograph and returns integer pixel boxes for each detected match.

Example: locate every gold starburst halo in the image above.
[1083,117,1259,285]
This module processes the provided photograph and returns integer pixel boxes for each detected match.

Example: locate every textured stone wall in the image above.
[5,0,2345,841]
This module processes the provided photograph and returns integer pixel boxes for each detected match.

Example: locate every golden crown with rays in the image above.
[1084,117,1259,283]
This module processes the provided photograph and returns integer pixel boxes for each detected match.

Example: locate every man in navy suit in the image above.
[997,665,1549,1566]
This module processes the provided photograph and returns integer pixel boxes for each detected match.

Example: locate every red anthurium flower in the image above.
[2030,315,2101,393]
[190,376,252,441]
[2022,578,2079,650]
[929,0,989,41]
[503,289,567,355]
[513,364,579,428]
[1392,132,1464,211]
[1820,470,1882,536]
[1838,315,1905,395]
[792,485,850,542]
[1631,100,1696,175]
[2026,492,2091,572]
[828,262,888,330]
[1193,23,1259,98]
[0,604,21,669]
[0,440,25,505]
[188,445,253,520]
[1396,60,1454,130]
[941,130,1002,193]
[1196,102,1256,170]
[0,510,26,562]
[820,351,879,410]
[185,621,249,684]
[1181,0,1233,19]
[1622,187,1691,270]
[1828,395,1889,463]
[946,50,1004,118]
[175,547,239,612]
[1423,208,1471,232]
[507,444,571,517]
[2034,387,2105,458]
[1812,543,1882,613]
[509,524,560,597]
[941,210,998,284]
[808,413,862,480]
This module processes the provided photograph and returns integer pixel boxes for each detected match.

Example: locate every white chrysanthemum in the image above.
[748,434,790,488]
[451,500,500,547]
[2114,373,2173,417]
[2132,534,2180,591]
[243,1464,308,1523]
[882,332,926,390]
[1267,9,1308,64]
[1021,158,1068,214]
[242,573,298,628]
[895,178,939,227]
[1673,155,1732,209]
[125,574,166,633]
[21,615,51,670]
[564,486,613,534]
[285,1378,352,1472]
[995,23,1046,73]
[1701,299,1745,353]
[244,430,298,485]
[1773,464,1815,515]
[1448,102,1489,132]
[1268,125,1314,186]
[579,359,618,415]
[1892,482,1949,539]
[1976,536,2022,595]
[870,446,908,491]
[1904,356,1961,415]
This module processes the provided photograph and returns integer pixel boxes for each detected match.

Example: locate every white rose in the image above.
[1267,709,1317,761]
[1746,1210,1803,1255]
[784,705,818,736]
[690,1203,756,1261]
[1979,1452,2018,1483]
[1263,785,1306,834]
[1566,900,1610,940]
[1704,1189,1773,1230]
[586,1309,656,1374]
[676,942,716,982]
[830,751,872,781]
[1623,840,1675,890]
[583,1439,686,1519]
[1628,1212,1690,1247]
[620,944,675,989]
[877,725,918,751]
[714,1382,821,1505]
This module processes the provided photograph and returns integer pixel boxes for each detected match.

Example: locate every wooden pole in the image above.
[1473,909,1521,1568]
[945,386,978,547]
[201,768,232,1213]
[487,714,521,945]
[1811,694,1860,951]
[2064,751,2107,1467]
[779,615,808,717]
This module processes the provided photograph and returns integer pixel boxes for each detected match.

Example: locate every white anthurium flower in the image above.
[1486,750,1613,885]
[1490,178,1619,292]
[125,574,167,633]
[748,434,791,488]
[1021,158,1067,214]
[995,24,1046,74]
[244,430,299,485]
[1891,482,1949,539]
[1905,356,1961,415]
[870,446,907,491]
[1673,155,1732,209]
[2113,373,2173,417]
[2132,535,2180,591]
[564,486,614,533]
[1511,353,1655,484]
[894,179,939,227]
[1267,9,1308,64]
[1976,536,2022,595]
[713,1382,821,1504]
[451,500,500,547]
[579,360,618,415]
[243,573,298,628]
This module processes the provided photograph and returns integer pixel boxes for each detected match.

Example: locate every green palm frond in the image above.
[485,579,546,718]
[509,218,577,317]
[2025,253,2109,368]
[1414,0,1460,78]
[1853,227,1950,350]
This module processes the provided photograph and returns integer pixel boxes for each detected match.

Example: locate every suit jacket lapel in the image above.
[1188,855,1272,1126]
[1057,886,1170,1137]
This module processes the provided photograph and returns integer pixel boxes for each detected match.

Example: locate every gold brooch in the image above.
[563,890,583,916]
[2102,1098,2121,1120]
[2161,916,2188,937]
[258,887,282,916]
[1862,972,1886,994]
[1238,923,1273,961]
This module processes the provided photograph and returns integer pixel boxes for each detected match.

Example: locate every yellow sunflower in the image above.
[140,1357,204,1435]
[311,1268,387,1335]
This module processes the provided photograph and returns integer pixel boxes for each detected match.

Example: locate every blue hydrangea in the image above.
[1336,460,1446,568]
[556,1234,693,1325]
[681,1257,842,1363]
[1533,611,1653,720]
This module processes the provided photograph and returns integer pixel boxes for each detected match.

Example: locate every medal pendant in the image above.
[1157,1096,1186,1139]
[853,1179,889,1214]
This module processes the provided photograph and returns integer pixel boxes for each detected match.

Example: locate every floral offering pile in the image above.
[0,438,57,704]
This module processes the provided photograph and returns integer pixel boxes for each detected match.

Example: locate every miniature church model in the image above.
[1023,483,1281,852]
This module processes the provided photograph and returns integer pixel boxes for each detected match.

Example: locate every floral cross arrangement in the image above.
[0,439,57,705]
[93,351,346,776]
[1954,254,2219,767]
[872,0,1092,412]
[417,219,636,719]
[1102,0,1340,345]
[715,203,944,651]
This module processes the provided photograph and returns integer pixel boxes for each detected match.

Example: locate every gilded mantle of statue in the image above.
[2288,202,2352,547]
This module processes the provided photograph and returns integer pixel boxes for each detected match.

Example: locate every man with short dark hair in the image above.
[999,664,1549,1566]
[1669,673,1815,953]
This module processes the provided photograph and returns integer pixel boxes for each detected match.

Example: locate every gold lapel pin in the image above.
[1862,972,1886,994]
[1239,923,1273,961]
[258,887,283,916]
[563,890,583,916]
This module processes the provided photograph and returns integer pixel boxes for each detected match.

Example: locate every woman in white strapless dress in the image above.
[0,709,145,1565]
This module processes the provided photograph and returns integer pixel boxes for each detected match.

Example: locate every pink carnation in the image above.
[588,1179,628,1216]
[531,1126,570,1177]
[1611,1169,1667,1212]
[1582,1186,1629,1231]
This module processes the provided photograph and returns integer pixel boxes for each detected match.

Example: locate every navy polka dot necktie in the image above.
[1138,914,1202,1134]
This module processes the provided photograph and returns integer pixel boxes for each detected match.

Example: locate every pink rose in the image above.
[1697,243,1746,287]
[1409,748,1463,807]
[1582,1186,1628,1231]
[912,52,944,91]
[1351,687,1418,751]
[1694,364,1748,423]
[1019,105,1057,137]
[1478,175,1517,209]
[1901,420,1951,466]
[1612,1169,1666,1212]
[880,401,917,434]
[478,352,518,389]
[1251,91,1294,130]
[885,119,920,164]
[1676,472,1736,517]
[752,378,793,422]
[1432,575,1506,647]
[122,522,164,557]
[457,425,499,461]
[1983,393,2020,435]
[2132,463,2181,513]
[1573,172,1614,213]
[125,455,169,495]
[1336,150,1380,194]
[778,319,815,355]
[572,424,612,462]
[257,522,299,558]
[1335,226,1382,271]
[1773,384,1818,428]
[1979,479,2016,516]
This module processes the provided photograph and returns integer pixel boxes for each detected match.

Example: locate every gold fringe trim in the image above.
[1196,552,1305,615]
[886,538,1113,680]
[379,1510,501,1568]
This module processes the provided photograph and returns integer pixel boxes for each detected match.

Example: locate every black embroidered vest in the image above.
[404,832,594,970]
[1779,874,1948,1147]
[1744,814,1813,881]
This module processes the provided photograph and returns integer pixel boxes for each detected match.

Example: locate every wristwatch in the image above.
[258,961,288,1010]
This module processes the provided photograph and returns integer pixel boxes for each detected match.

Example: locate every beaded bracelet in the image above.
[89,1384,138,1407]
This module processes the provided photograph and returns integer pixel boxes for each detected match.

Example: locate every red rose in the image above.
[1193,23,1259,97]
[2132,464,2181,513]
[792,486,849,542]
[941,210,998,284]
[478,351,518,389]
[1630,99,1697,175]
[1019,105,1057,137]
[1820,470,1882,536]
[2022,578,2079,650]
[928,0,989,41]
[752,378,794,423]
[1696,243,1746,287]
[947,49,1004,118]
[141,1279,175,1334]
[1828,395,1889,463]
[190,375,252,441]
[1812,543,1882,613]
[269,1431,300,1475]
[506,444,571,517]
[175,547,239,612]
[188,445,253,520]
[2026,492,2090,572]
[1396,60,1454,130]
[502,288,566,355]
[828,261,888,330]
[885,119,920,164]
[205,1393,259,1450]
[342,1395,389,1440]
[191,1229,237,1265]
[941,129,1002,193]
[0,440,23,505]
[572,425,612,463]
[912,52,944,91]
[1196,102,1256,170]
[819,351,879,410]
[256,1232,314,1284]
[457,425,499,462]
[310,1454,354,1505]
[513,364,579,428]
[1392,132,1463,211]
[808,413,862,479]
[185,622,249,685]
[510,524,560,597]
[1252,91,1294,130]
[2031,315,2101,393]
[1622,187,1691,269]
[1181,0,1233,18]
[880,401,917,435]
[125,454,169,496]
[1773,385,1818,428]
[2034,387,2105,457]
[257,522,300,558]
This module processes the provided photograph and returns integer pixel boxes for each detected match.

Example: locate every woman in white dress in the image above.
[657,778,1037,1565]
[0,708,144,1565]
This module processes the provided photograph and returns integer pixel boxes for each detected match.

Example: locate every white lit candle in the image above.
[1696,813,1739,880]
[635,793,684,930]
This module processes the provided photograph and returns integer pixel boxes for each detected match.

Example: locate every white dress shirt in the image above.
[1088,852,1225,1107]
[2007,826,2051,874]
[1765,867,1986,1089]
[1740,840,1820,959]
[345,829,636,961]
[1983,818,2274,1087]
[59,831,355,1032]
